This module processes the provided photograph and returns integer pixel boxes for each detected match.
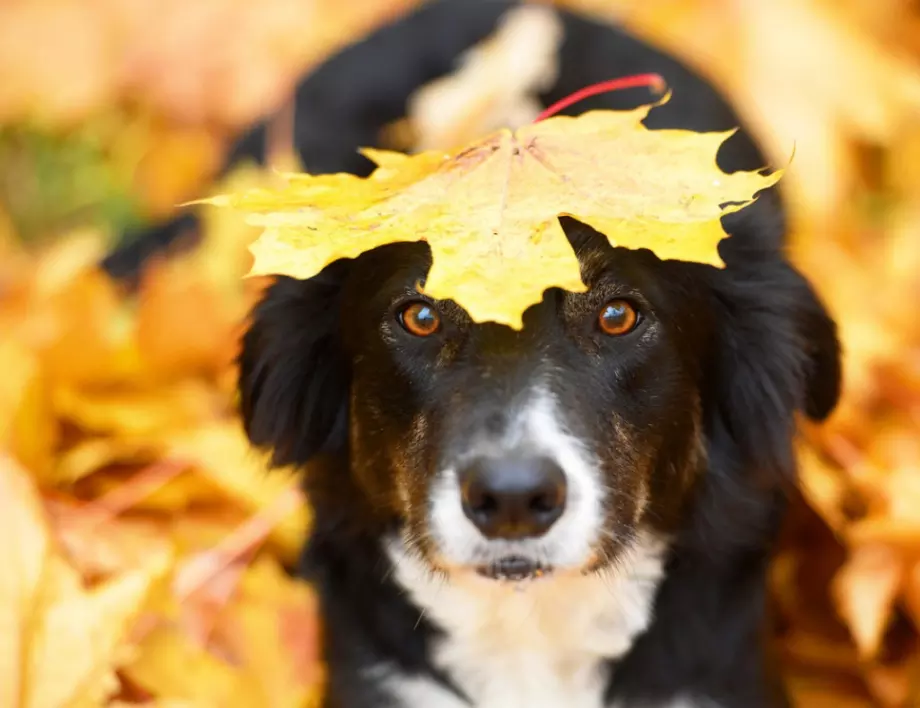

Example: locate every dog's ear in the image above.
[238,264,352,467]
[704,254,842,480]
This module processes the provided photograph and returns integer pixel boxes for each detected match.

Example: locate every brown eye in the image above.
[398,301,441,337]
[598,299,639,336]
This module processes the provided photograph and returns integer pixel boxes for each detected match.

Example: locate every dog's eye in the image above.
[598,299,639,336]
[398,301,441,337]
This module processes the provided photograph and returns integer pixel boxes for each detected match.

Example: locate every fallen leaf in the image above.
[0,455,51,708]
[46,498,174,580]
[0,339,59,477]
[24,554,165,708]
[0,454,169,708]
[846,516,920,551]
[53,380,226,438]
[124,626,262,708]
[796,442,851,533]
[206,97,780,328]
[35,267,143,387]
[77,461,190,522]
[136,258,239,379]
[160,422,308,561]
[215,558,321,707]
[132,123,226,218]
[172,484,304,597]
[833,543,904,658]
[52,437,161,486]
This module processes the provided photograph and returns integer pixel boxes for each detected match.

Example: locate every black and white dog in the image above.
[106,2,842,706]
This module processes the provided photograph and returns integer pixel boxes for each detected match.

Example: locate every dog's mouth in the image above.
[474,555,553,581]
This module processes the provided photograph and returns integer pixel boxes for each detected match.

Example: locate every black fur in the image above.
[110,1,842,706]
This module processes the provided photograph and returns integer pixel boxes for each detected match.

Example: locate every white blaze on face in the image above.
[427,387,605,570]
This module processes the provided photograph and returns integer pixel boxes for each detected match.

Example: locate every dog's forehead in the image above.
[354,240,660,310]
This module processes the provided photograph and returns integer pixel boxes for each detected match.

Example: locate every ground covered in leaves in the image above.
[2,0,920,706]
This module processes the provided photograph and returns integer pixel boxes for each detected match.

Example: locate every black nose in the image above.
[459,457,567,539]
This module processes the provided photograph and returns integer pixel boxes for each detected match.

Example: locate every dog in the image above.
[105,1,843,706]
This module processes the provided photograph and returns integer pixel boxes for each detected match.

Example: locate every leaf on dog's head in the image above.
[201,96,781,329]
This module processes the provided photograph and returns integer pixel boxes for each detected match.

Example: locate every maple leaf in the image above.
[204,96,780,328]
[0,340,58,478]
[0,454,168,708]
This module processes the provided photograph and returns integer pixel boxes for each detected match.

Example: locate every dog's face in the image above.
[339,222,707,580]
[240,212,842,582]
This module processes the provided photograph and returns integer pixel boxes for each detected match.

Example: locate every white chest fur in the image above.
[384,532,670,708]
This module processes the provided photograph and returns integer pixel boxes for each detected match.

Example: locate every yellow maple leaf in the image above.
[124,626,264,708]
[214,558,322,708]
[204,96,780,328]
[160,422,308,561]
[0,454,169,708]
[0,340,59,479]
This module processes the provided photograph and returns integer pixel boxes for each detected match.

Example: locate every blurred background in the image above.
[1,0,919,705]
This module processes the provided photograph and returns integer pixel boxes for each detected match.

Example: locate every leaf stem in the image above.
[534,73,666,122]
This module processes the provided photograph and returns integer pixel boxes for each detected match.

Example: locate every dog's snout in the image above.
[459,456,567,539]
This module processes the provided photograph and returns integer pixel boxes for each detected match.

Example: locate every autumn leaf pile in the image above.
[0,161,328,706]
[0,0,423,241]
[2,0,920,706]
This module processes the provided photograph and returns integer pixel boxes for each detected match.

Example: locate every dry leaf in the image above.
[0,454,169,708]
[24,555,165,708]
[796,442,851,533]
[136,258,239,379]
[0,455,52,708]
[0,340,59,477]
[35,268,143,387]
[160,422,308,561]
[52,438,161,486]
[833,543,904,658]
[124,627,263,708]
[214,558,321,708]
[46,498,174,580]
[206,98,779,328]
[53,380,226,438]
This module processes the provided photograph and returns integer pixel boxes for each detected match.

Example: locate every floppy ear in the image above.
[238,263,352,467]
[704,255,842,480]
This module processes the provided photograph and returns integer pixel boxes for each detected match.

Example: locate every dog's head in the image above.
[239,205,841,582]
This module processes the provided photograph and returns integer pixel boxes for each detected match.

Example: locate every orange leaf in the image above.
[136,259,239,379]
